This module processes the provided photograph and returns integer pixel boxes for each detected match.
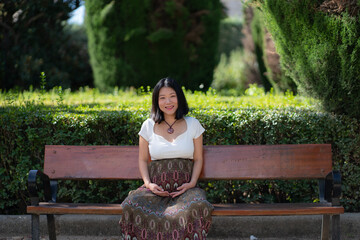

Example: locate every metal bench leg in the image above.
[47,214,57,240]
[332,214,340,240]
[31,214,40,240]
[321,214,330,240]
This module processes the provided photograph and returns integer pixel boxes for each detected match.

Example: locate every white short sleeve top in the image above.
[138,117,205,160]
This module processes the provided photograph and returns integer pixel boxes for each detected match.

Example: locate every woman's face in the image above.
[158,87,178,117]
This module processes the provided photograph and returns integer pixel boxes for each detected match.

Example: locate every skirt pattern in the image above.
[119,158,213,240]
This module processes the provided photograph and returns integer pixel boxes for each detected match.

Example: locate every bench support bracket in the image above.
[321,214,330,240]
[321,214,341,240]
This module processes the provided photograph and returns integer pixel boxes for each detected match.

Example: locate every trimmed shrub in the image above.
[255,0,360,119]
[1,103,360,214]
[85,0,223,92]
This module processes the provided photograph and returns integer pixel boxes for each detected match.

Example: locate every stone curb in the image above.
[1,214,359,239]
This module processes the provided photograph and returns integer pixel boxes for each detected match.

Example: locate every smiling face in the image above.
[158,87,178,118]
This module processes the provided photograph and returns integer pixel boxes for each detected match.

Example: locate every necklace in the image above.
[164,119,177,134]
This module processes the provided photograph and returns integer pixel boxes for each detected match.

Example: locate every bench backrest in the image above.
[44,144,332,180]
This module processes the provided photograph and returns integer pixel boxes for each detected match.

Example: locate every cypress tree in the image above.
[85,0,222,92]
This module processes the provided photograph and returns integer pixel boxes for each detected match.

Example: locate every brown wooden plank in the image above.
[27,202,344,216]
[44,145,141,180]
[27,202,124,215]
[212,203,344,216]
[43,144,332,180]
[202,144,332,179]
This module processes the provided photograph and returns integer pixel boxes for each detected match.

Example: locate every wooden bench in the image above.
[27,144,344,240]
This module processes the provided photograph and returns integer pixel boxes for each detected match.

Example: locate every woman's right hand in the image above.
[146,183,169,197]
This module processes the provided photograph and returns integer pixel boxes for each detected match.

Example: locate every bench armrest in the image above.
[28,170,57,206]
[324,170,342,206]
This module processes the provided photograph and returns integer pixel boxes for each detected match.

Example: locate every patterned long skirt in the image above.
[119,158,213,240]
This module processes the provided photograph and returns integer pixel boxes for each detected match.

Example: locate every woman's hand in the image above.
[169,135,203,198]
[147,183,170,197]
[169,182,196,198]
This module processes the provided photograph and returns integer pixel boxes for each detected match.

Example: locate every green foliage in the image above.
[212,49,248,95]
[250,7,272,92]
[0,1,92,90]
[62,23,94,89]
[85,0,223,92]
[256,0,360,119]
[249,7,297,93]
[214,9,296,95]
[1,88,359,213]
[217,17,244,58]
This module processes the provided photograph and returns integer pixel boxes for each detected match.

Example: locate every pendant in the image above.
[164,119,177,134]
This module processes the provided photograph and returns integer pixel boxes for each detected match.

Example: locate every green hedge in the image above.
[1,105,360,214]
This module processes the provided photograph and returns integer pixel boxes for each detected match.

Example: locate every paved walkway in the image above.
[1,214,359,239]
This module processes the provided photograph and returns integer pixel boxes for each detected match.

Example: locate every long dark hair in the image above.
[151,77,189,123]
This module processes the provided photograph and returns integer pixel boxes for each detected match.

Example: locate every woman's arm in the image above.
[139,136,169,197]
[189,134,203,186]
[170,134,203,198]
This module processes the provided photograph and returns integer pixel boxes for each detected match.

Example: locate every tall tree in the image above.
[0,0,92,90]
[253,0,360,118]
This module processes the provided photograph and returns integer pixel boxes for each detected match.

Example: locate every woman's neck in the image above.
[163,114,176,123]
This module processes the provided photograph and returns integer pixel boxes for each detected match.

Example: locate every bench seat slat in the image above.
[27,202,344,216]
[212,203,344,216]
[27,203,124,215]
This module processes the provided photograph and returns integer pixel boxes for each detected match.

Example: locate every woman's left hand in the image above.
[169,182,195,198]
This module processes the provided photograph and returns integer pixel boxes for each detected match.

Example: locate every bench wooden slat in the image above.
[44,144,332,180]
[27,202,344,216]
[44,145,140,180]
[202,144,332,179]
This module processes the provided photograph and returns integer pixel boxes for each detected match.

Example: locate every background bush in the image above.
[212,17,248,96]
[212,49,249,96]
[1,89,359,214]
[212,6,297,96]
[85,0,223,92]
[216,17,244,58]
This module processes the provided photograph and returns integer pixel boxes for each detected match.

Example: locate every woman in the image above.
[120,78,213,239]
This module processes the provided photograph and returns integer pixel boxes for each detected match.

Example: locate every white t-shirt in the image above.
[138,116,205,160]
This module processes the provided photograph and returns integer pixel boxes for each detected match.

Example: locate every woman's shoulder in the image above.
[184,116,200,121]
[184,116,205,137]
[143,118,155,124]
[184,116,201,126]
[141,118,155,128]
